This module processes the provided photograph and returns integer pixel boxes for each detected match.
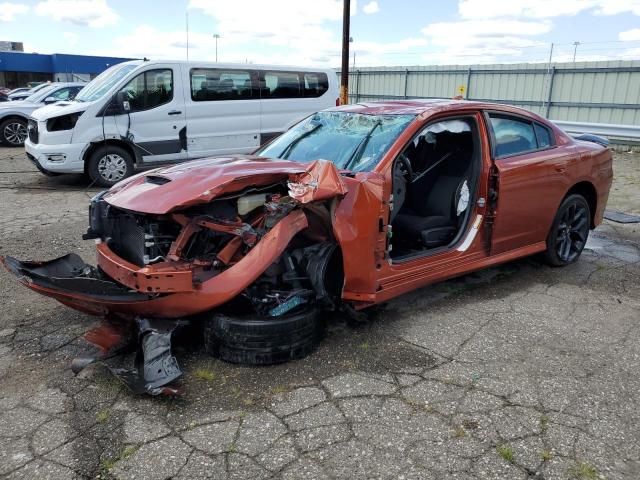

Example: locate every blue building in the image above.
[0,51,134,89]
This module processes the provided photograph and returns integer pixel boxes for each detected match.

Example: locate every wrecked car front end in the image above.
[2,155,356,394]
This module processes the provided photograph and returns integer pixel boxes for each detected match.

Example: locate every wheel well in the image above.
[565,181,597,228]
[322,244,344,300]
[0,115,28,125]
[83,139,137,174]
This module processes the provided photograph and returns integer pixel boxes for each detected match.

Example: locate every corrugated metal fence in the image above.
[341,60,640,129]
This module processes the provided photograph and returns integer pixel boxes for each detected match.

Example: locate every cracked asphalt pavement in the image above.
[1,147,639,479]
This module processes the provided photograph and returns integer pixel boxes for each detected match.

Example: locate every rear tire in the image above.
[544,194,590,267]
[203,309,324,365]
[0,117,28,146]
[87,145,134,187]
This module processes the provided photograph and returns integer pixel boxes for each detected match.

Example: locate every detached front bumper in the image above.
[0,209,309,319]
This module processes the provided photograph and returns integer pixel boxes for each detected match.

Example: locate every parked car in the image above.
[8,87,31,97]
[7,83,52,101]
[1,100,613,395]
[24,60,339,187]
[0,82,84,146]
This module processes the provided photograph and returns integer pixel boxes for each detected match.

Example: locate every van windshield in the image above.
[75,63,139,103]
[256,111,415,172]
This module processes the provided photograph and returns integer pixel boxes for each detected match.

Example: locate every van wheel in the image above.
[87,146,133,187]
[0,118,28,146]
[203,309,324,365]
[544,194,590,267]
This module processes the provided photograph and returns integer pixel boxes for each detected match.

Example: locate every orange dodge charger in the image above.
[2,100,613,395]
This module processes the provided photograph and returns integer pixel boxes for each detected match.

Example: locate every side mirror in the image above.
[43,96,57,104]
[115,91,131,113]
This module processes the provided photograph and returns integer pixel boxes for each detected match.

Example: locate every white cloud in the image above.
[619,28,640,41]
[35,0,119,27]
[63,32,79,46]
[0,2,29,21]
[422,19,550,42]
[96,0,434,67]
[363,1,379,14]
[419,19,550,65]
[593,0,640,16]
[189,0,343,40]
[458,0,640,19]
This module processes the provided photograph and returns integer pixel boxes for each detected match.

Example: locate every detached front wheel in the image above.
[203,309,324,365]
[544,194,590,266]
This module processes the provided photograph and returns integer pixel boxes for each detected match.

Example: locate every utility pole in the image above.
[572,41,580,62]
[213,34,220,62]
[186,12,189,61]
[350,36,355,70]
[541,42,554,112]
[340,0,350,105]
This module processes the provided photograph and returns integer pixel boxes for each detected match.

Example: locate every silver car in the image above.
[0,82,85,146]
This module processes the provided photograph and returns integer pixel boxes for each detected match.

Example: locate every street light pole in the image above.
[340,0,350,105]
[350,36,355,70]
[213,34,221,62]
[572,41,580,63]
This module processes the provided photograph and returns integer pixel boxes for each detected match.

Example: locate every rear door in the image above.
[114,64,187,164]
[184,66,260,158]
[485,111,564,254]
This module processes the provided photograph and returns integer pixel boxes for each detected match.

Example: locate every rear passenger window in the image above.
[534,122,553,148]
[262,71,301,99]
[191,68,254,101]
[303,72,329,98]
[489,115,537,157]
[120,69,173,112]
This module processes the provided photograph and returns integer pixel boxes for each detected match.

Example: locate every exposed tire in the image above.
[203,309,324,365]
[0,117,28,146]
[544,194,590,267]
[87,145,134,187]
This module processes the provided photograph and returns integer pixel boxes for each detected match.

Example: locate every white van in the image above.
[25,60,338,186]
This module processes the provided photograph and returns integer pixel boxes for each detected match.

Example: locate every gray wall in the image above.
[341,60,640,126]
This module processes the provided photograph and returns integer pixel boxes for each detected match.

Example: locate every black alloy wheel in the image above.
[544,194,590,266]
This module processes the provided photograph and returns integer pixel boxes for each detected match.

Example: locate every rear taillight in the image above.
[336,98,340,106]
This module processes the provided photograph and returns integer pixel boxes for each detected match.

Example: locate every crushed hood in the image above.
[104,156,348,214]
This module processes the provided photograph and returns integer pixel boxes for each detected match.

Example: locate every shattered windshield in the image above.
[75,62,139,102]
[257,111,415,172]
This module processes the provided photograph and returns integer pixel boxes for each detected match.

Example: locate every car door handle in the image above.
[554,166,566,173]
[168,110,182,115]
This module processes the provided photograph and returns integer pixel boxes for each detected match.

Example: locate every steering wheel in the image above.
[398,154,414,182]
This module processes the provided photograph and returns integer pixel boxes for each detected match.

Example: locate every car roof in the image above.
[333,99,545,120]
[119,59,335,73]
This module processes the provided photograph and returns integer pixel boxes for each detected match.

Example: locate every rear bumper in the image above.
[1,209,309,318]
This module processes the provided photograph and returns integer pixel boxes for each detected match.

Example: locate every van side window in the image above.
[120,69,173,112]
[262,71,301,99]
[488,114,538,157]
[303,73,329,98]
[191,69,254,101]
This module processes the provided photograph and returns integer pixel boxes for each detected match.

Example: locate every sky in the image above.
[1,0,640,67]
